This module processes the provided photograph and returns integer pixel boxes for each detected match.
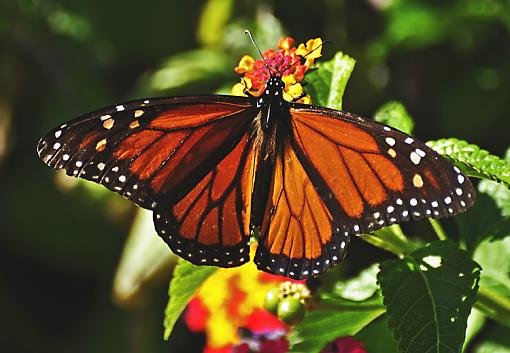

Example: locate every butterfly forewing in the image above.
[37,96,253,209]
[288,104,475,236]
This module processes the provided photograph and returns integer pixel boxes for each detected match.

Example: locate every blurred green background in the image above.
[1,0,509,352]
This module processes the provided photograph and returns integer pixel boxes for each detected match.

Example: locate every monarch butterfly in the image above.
[37,34,475,279]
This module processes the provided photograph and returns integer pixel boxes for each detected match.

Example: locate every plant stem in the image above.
[429,218,448,240]
[475,286,510,327]
[361,225,415,256]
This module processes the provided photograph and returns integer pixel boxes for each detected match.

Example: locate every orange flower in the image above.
[232,37,323,103]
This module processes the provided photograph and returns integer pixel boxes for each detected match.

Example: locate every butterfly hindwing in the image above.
[37,95,253,210]
[254,136,350,279]
[154,134,257,267]
[288,104,476,236]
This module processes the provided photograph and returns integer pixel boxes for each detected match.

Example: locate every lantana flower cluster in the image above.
[184,251,288,353]
[232,37,323,103]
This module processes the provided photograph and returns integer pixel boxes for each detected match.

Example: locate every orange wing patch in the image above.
[291,111,379,152]
[292,117,365,217]
[154,134,256,267]
[255,138,350,279]
[340,147,387,206]
[149,102,248,129]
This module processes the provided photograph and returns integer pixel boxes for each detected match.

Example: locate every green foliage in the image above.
[144,49,232,93]
[163,260,217,339]
[333,263,380,301]
[479,159,510,217]
[306,52,356,110]
[378,241,481,353]
[456,193,507,253]
[355,317,400,353]
[374,101,414,135]
[473,323,510,353]
[197,0,233,47]
[473,238,510,327]
[289,295,385,353]
[427,138,510,187]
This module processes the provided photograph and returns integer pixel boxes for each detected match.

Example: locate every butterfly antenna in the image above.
[280,40,330,74]
[244,30,274,76]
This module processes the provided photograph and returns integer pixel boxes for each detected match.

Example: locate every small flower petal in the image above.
[231,82,247,97]
[277,37,295,52]
[235,55,255,74]
[295,38,323,59]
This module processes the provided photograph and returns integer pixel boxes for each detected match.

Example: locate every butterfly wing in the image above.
[254,136,350,279]
[289,104,475,234]
[154,133,257,266]
[38,95,257,266]
[37,95,253,209]
[255,104,475,279]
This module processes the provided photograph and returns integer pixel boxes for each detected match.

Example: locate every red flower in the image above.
[320,337,367,353]
[185,297,209,332]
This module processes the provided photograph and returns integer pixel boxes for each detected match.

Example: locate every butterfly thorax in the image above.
[255,76,287,132]
[249,76,289,164]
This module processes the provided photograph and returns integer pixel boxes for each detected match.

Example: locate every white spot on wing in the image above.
[415,148,426,157]
[410,152,421,165]
[385,137,396,146]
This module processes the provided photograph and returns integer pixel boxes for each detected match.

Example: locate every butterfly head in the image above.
[265,76,285,97]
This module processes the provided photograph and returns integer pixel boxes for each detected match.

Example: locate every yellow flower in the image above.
[192,246,287,349]
[295,37,323,59]
[235,55,255,75]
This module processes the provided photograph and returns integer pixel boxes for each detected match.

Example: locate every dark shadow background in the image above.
[1,0,509,352]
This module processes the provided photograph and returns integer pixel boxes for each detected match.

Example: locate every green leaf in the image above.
[333,263,380,301]
[361,224,417,256]
[306,51,356,110]
[374,101,415,135]
[479,179,510,218]
[146,49,231,93]
[112,209,177,305]
[355,316,400,353]
[289,294,385,353]
[426,138,510,187]
[163,259,217,339]
[464,309,486,351]
[378,241,481,353]
[456,193,505,253]
[457,153,510,251]
[197,0,233,47]
[473,237,510,325]
[473,323,510,353]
